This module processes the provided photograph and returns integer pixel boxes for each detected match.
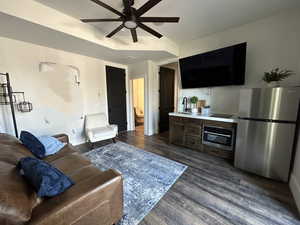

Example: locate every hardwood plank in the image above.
[76,131,300,225]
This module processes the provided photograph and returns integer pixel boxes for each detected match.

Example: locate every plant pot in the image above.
[267,81,280,88]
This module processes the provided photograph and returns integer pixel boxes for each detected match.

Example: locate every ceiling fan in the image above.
[81,0,180,43]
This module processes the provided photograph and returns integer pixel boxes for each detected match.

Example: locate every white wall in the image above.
[180,8,300,115]
[0,37,127,145]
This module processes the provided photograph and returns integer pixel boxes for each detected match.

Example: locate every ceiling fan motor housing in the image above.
[123,8,138,29]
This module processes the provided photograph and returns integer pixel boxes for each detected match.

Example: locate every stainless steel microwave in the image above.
[202,125,235,151]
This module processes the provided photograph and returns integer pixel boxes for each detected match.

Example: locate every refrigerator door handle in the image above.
[238,117,296,124]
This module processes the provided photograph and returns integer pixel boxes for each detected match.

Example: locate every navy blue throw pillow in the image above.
[20,131,45,158]
[17,157,74,197]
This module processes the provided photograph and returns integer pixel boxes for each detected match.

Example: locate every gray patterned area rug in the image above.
[84,141,187,225]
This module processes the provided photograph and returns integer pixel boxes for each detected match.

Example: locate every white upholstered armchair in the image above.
[85,113,118,146]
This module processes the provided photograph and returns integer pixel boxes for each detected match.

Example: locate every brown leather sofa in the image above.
[0,133,123,225]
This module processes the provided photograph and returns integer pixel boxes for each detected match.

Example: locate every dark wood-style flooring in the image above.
[77,127,300,225]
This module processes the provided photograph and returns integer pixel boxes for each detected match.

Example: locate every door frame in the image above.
[129,75,149,135]
[130,77,147,134]
[159,67,175,133]
[156,58,180,134]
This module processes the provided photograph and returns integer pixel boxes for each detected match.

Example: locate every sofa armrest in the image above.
[28,169,123,225]
[53,134,69,144]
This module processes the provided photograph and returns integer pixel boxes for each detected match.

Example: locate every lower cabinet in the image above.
[169,116,235,160]
[184,135,202,150]
[169,122,185,146]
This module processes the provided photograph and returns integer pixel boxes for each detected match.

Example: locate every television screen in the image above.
[179,43,247,89]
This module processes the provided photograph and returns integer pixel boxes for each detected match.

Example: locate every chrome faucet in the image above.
[182,97,188,112]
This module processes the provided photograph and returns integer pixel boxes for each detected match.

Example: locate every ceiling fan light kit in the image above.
[124,20,137,29]
[81,0,180,43]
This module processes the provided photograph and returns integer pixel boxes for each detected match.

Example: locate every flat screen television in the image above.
[179,42,247,89]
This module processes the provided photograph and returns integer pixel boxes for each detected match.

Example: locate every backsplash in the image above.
[178,86,241,115]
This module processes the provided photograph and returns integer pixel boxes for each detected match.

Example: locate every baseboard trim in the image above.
[290,174,300,212]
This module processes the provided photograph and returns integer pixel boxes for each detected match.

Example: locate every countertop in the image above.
[169,112,238,123]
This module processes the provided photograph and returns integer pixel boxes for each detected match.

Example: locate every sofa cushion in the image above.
[18,157,74,197]
[43,144,77,163]
[0,161,39,224]
[20,131,45,159]
[0,143,34,165]
[49,153,92,176]
[69,165,105,183]
[37,136,66,156]
[0,134,34,165]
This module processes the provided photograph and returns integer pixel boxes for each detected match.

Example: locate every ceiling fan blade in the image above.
[137,22,163,38]
[89,0,124,17]
[139,17,180,23]
[131,29,138,42]
[81,18,123,23]
[122,0,131,13]
[106,24,124,38]
[136,0,162,17]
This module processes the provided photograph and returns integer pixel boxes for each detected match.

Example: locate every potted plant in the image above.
[262,68,294,87]
[190,96,198,113]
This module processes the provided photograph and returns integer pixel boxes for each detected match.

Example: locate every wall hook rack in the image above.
[0,73,18,138]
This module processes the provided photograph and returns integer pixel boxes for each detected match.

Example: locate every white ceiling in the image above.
[35,0,300,44]
[0,12,175,64]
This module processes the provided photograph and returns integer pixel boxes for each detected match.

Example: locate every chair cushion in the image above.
[0,161,39,224]
[88,126,117,142]
[93,127,116,137]
[85,113,108,130]
[20,131,45,159]
[17,157,74,197]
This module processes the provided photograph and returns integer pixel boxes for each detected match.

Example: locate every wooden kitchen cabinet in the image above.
[169,120,185,146]
[169,115,236,159]
[169,116,203,151]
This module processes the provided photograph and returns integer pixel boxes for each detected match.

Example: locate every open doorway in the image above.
[132,78,144,133]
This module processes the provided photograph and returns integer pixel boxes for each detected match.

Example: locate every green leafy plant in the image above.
[262,68,294,83]
[190,96,198,104]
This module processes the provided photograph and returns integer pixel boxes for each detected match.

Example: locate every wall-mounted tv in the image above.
[179,42,247,89]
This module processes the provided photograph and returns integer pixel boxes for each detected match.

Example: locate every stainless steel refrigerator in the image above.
[235,87,300,182]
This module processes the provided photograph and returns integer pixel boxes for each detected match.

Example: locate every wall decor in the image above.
[15,92,33,113]
[262,68,294,87]
[0,73,34,137]
[0,72,18,137]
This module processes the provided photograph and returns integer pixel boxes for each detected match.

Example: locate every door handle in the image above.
[204,131,231,138]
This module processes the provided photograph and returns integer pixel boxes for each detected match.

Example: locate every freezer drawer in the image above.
[235,119,296,182]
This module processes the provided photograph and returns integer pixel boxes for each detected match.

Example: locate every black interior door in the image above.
[159,67,175,133]
[106,66,127,132]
